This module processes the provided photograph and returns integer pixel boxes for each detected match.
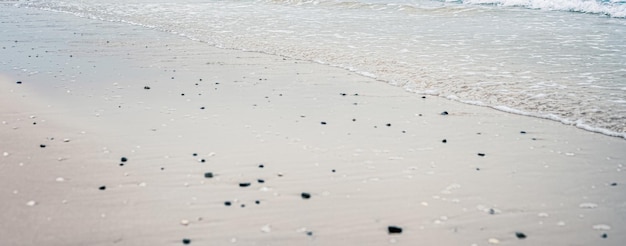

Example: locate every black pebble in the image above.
[489,208,496,215]
[386,123,391,127]
[477,153,486,157]
[301,192,311,199]
[121,157,128,162]
[40,144,46,148]
[258,164,264,168]
[320,121,327,125]
[306,231,313,236]
[200,159,206,163]
[181,93,185,96]
[257,179,265,183]
[239,182,251,187]
[200,107,205,110]
[520,131,526,134]
[421,96,426,99]
[441,111,449,115]
[476,168,480,171]
[204,172,214,178]
[352,118,356,122]
[144,86,151,90]
[602,233,608,238]
[255,200,260,205]
[241,204,245,208]
[182,238,191,244]
[515,232,527,239]
[442,139,447,143]
[119,163,124,166]
[387,226,403,234]
[224,201,231,206]
[332,169,336,173]
[99,186,106,190]
[16,81,22,84]
[611,182,617,186]
[192,153,198,156]
[340,93,347,96]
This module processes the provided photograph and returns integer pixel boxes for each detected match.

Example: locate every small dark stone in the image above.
[353,93,359,96]
[442,139,447,143]
[181,93,185,96]
[258,164,264,168]
[192,153,198,156]
[476,168,480,171]
[477,153,486,157]
[489,208,495,215]
[386,123,391,127]
[99,186,106,190]
[33,122,37,125]
[240,204,245,208]
[520,131,527,134]
[306,231,313,236]
[387,226,403,234]
[182,238,191,244]
[352,118,356,122]
[532,138,537,141]
[320,121,327,125]
[40,144,46,148]
[143,86,151,90]
[204,172,214,178]
[224,201,231,206]
[611,182,617,186]
[340,93,347,96]
[602,233,608,238]
[257,179,265,183]
[239,182,251,187]
[332,169,336,173]
[441,111,449,115]
[16,81,22,84]
[171,77,175,79]
[121,157,128,162]
[119,163,124,167]
[421,96,426,99]
[301,192,311,199]
[200,107,205,110]
[515,232,527,239]
[255,200,260,204]
[200,159,206,163]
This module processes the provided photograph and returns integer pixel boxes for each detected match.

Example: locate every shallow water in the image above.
[7,0,626,137]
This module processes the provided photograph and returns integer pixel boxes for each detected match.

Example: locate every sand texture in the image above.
[1,6,625,246]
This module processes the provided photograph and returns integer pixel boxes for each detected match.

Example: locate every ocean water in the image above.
[8,0,626,138]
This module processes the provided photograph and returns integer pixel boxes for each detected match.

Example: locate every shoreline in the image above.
[2,5,625,246]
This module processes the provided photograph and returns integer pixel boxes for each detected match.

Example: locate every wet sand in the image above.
[1,6,625,246]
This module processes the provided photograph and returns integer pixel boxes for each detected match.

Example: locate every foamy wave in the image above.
[457,0,626,17]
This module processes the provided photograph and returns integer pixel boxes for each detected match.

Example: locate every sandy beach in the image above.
[1,5,625,246]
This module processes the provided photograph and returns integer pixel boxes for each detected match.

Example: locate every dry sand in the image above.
[1,6,625,246]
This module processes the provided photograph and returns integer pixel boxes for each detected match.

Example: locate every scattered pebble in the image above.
[610,182,617,186]
[592,224,611,231]
[255,200,260,205]
[520,131,527,134]
[515,232,527,239]
[441,111,449,115]
[320,121,327,125]
[144,86,151,90]
[99,186,106,190]
[477,153,486,157]
[386,123,391,127]
[16,81,22,84]
[204,172,214,178]
[602,233,608,238]
[442,139,447,143]
[306,231,313,236]
[239,182,251,187]
[257,179,265,183]
[387,226,403,234]
[301,192,311,199]
[258,164,264,168]
[121,157,128,162]
[579,203,598,209]
[40,144,46,148]
[182,238,191,244]
[224,201,232,206]
[261,224,272,233]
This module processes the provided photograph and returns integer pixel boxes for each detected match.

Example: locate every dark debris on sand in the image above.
[387,226,403,234]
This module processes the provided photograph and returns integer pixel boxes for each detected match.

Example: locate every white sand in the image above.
[1,6,625,246]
